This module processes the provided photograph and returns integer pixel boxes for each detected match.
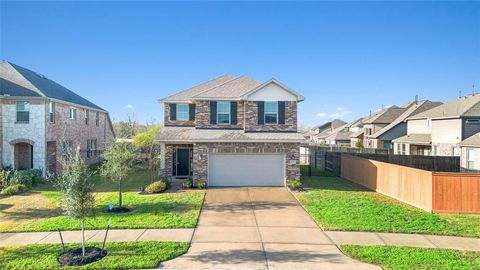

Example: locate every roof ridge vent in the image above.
[34,72,48,80]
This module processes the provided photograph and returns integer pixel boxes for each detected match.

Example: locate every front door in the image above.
[176,148,190,177]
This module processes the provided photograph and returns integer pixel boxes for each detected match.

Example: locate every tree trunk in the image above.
[118,180,123,208]
[81,219,86,257]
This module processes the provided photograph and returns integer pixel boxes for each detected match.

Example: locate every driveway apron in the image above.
[160,187,379,270]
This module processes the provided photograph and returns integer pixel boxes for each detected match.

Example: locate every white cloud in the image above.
[316,112,327,118]
[316,107,353,119]
[125,104,135,110]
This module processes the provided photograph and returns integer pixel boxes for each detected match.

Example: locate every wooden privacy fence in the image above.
[341,155,480,214]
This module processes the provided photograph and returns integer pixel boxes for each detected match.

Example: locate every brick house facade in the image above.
[0,61,114,174]
[157,75,305,187]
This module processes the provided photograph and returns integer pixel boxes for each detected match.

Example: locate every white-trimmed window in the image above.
[16,101,30,122]
[467,148,475,169]
[264,101,278,124]
[69,108,77,120]
[48,102,55,123]
[217,101,230,125]
[176,104,189,121]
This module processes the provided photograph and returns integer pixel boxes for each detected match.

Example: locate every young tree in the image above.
[134,125,161,181]
[55,146,94,257]
[100,141,137,209]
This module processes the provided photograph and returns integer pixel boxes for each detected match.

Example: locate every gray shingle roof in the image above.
[409,94,480,120]
[362,106,406,124]
[192,76,261,99]
[160,75,236,102]
[370,100,443,138]
[0,78,41,97]
[0,61,105,111]
[393,133,431,145]
[156,127,305,143]
[460,133,480,147]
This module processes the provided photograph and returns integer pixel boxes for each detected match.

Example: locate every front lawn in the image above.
[0,241,189,270]
[341,245,480,270]
[296,175,480,237]
[0,169,204,232]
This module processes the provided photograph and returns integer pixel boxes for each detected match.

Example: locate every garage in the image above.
[208,153,285,186]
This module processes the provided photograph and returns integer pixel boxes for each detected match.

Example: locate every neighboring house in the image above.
[366,100,442,150]
[393,94,480,156]
[325,118,362,146]
[310,119,346,144]
[362,106,407,149]
[459,133,480,172]
[0,61,114,174]
[156,74,305,187]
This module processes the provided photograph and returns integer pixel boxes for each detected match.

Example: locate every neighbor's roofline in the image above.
[0,95,108,113]
[156,139,305,143]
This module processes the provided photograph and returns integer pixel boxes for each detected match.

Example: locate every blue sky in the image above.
[1,1,479,127]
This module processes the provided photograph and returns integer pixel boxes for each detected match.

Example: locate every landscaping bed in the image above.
[340,245,480,270]
[296,175,480,237]
[0,241,189,269]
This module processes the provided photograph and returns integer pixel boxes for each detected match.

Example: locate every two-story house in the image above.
[393,94,480,156]
[0,61,114,174]
[361,106,406,149]
[310,119,346,144]
[156,75,305,186]
[365,100,442,150]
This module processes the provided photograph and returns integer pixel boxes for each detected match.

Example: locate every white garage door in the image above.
[208,153,285,187]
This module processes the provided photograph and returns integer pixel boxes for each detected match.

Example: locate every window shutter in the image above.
[170,104,176,121]
[257,101,264,125]
[278,101,286,124]
[210,101,217,124]
[230,102,237,125]
[189,104,195,121]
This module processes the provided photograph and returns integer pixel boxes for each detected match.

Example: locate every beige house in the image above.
[393,94,480,156]
[361,106,406,149]
[310,119,346,144]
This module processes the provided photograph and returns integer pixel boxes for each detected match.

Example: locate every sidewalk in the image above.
[325,231,480,251]
[0,228,194,246]
[1,229,479,251]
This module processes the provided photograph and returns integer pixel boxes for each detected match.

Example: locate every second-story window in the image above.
[217,101,230,124]
[176,104,189,121]
[69,108,77,120]
[48,102,55,123]
[264,101,278,124]
[95,112,100,126]
[85,110,89,125]
[16,101,30,122]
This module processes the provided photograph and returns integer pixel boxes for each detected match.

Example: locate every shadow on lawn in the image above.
[301,176,373,193]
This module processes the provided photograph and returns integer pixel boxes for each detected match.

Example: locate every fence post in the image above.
[308,153,312,176]
[314,151,317,168]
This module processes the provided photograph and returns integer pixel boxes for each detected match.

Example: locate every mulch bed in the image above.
[107,207,131,213]
[58,246,107,266]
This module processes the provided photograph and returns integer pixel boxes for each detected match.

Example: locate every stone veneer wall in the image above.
[192,142,300,184]
[164,103,195,127]
[244,101,297,132]
[46,102,114,171]
[195,100,245,129]
[2,99,46,170]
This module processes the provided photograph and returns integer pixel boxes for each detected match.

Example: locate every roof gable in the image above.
[242,79,305,102]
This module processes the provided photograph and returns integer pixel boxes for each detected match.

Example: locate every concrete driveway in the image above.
[160,187,379,270]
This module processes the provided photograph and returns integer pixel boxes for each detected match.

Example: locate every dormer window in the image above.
[217,102,231,125]
[265,101,278,124]
[176,104,189,121]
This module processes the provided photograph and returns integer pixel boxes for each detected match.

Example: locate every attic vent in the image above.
[35,72,48,80]
[466,119,480,125]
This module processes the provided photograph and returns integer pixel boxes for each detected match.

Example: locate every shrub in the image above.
[10,169,44,187]
[157,177,171,189]
[144,180,167,194]
[287,179,302,190]
[196,181,207,189]
[0,169,12,187]
[1,184,28,195]
[183,179,193,189]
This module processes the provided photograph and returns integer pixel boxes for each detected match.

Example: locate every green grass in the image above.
[300,165,335,177]
[0,169,204,232]
[340,245,480,270]
[296,176,480,237]
[0,241,189,270]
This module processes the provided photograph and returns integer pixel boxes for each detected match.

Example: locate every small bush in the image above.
[287,179,302,190]
[1,184,28,195]
[197,181,207,189]
[144,180,167,194]
[10,169,44,187]
[157,177,171,189]
[183,179,193,189]
[0,169,12,187]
